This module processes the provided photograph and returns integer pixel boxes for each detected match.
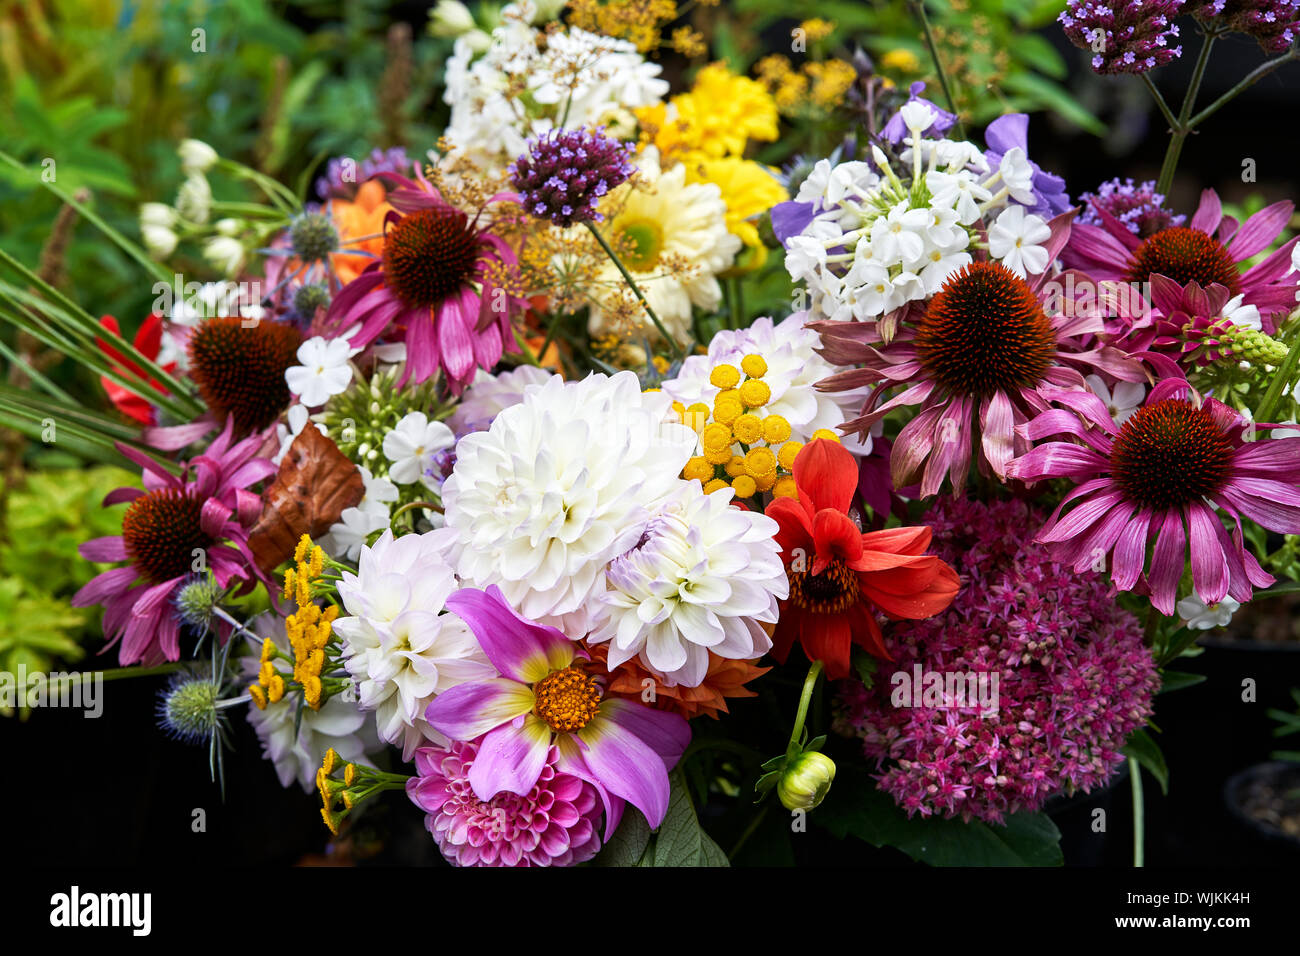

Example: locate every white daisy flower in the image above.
[382,412,455,487]
[988,205,1052,278]
[285,336,355,408]
[1085,375,1145,426]
[1176,594,1241,631]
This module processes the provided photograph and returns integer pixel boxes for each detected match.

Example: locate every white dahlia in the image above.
[587,147,741,345]
[661,312,874,454]
[447,363,553,436]
[333,529,495,759]
[441,370,697,633]
[587,482,787,687]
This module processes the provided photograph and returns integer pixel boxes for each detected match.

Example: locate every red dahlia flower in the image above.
[96,314,175,425]
[766,439,960,678]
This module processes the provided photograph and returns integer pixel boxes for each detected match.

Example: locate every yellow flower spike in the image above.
[740,354,768,378]
[267,673,286,703]
[724,454,747,478]
[683,456,714,482]
[812,428,842,443]
[258,661,275,686]
[703,478,730,494]
[744,447,778,480]
[260,638,276,664]
[248,683,267,710]
[322,604,340,624]
[296,572,311,609]
[762,414,792,443]
[344,764,359,787]
[320,807,339,836]
[304,676,323,710]
[300,603,322,625]
[310,546,324,578]
[671,400,686,422]
[755,472,777,493]
[342,791,355,810]
[309,648,326,675]
[281,568,295,602]
[684,402,711,432]
[732,413,763,444]
[709,363,740,389]
[773,476,799,499]
[294,534,311,565]
[739,379,771,408]
[701,421,734,453]
[731,475,758,498]
[713,394,743,425]
[323,748,339,775]
[704,443,733,466]
[777,440,804,470]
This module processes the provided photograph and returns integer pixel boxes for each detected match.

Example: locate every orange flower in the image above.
[328,180,393,285]
[587,641,770,721]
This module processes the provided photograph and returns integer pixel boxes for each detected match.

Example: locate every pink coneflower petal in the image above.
[1228,201,1294,260]
[79,536,129,563]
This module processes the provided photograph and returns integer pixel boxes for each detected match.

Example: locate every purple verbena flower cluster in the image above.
[1060,0,1186,74]
[1191,0,1300,53]
[315,147,411,200]
[1077,177,1186,237]
[509,126,635,228]
[833,497,1159,825]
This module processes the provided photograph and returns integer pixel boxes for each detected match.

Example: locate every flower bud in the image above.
[777,751,836,811]
[176,174,212,225]
[178,138,218,174]
[429,0,476,37]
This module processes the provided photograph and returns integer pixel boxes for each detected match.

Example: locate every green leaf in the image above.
[1159,670,1207,695]
[999,72,1106,136]
[649,769,730,867]
[1122,728,1169,795]
[593,808,652,867]
[815,765,1063,866]
[1011,33,1067,79]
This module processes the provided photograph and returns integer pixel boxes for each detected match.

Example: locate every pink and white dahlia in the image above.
[73,418,272,665]
[407,739,605,867]
[1005,378,1300,614]
[1061,188,1299,334]
[815,251,1149,496]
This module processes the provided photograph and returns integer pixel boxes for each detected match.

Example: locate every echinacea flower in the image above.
[73,418,274,666]
[766,439,960,678]
[187,315,303,436]
[1062,188,1299,334]
[332,529,495,759]
[1005,378,1300,614]
[323,175,526,393]
[816,252,1150,496]
[407,738,605,867]
[425,585,691,833]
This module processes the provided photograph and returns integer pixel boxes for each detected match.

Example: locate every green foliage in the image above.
[814,762,1065,866]
[593,769,730,866]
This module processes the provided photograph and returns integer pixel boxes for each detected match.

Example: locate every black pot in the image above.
[1044,762,1130,867]
[1223,761,1300,863]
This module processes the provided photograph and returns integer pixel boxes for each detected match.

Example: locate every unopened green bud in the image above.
[777,751,836,811]
[1218,324,1289,367]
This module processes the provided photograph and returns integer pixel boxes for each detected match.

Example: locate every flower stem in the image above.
[911,0,966,141]
[1140,73,1178,132]
[788,659,824,749]
[584,221,684,360]
[1189,46,1300,129]
[1129,755,1145,868]
[1156,31,1217,196]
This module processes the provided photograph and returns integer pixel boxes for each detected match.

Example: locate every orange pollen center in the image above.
[533,666,602,733]
[789,558,860,615]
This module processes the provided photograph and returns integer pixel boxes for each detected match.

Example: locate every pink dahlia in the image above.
[407,738,604,867]
[72,418,273,665]
[1005,378,1300,614]
[834,496,1159,824]
[1061,188,1299,334]
[815,240,1150,496]
[323,172,527,393]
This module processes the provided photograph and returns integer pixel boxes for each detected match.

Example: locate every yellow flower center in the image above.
[533,666,602,733]
[615,217,665,271]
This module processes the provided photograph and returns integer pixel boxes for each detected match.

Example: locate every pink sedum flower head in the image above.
[425,585,691,836]
[836,497,1159,824]
[407,738,605,867]
[73,417,274,666]
[322,171,528,393]
[1005,378,1300,614]
[1062,188,1299,334]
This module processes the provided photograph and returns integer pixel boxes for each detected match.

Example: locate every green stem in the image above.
[912,0,965,141]
[38,663,184,688]
[1156,32,1217,196]
[391,499,442,520]
[788,659,824,749]
[584,222,684,361]
[1139,73,1178,132]
[728,803,770,860]
[1189,46,1300,128]
[1129,756,1145,868]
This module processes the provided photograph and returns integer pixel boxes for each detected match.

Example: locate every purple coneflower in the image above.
[1005,378,1300,614]
[73,418,273,666]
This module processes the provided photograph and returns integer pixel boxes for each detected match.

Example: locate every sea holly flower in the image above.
[1062,188,1300,334]
[72,417,273,666]
[765,439,960,678]
[1005,378,1300,614]
[425,585,690,833]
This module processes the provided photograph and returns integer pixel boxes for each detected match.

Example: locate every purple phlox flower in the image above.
[983,114,1071,218]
